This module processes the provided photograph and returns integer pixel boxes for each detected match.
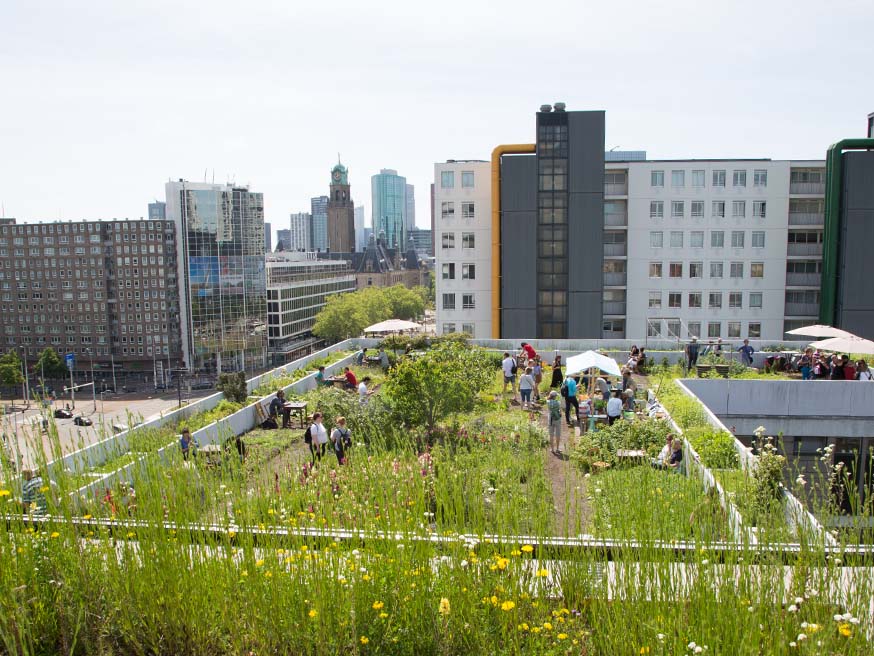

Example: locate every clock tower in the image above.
[327,159,355,252]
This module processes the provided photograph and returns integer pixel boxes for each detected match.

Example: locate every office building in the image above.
[310,197,329,251]
[405,183,416,232]
[148,202,166,221]
[266,251,356,360]
[164,181,267,373]
[0,218,182,378]
[372,169,407,249]
[289,212,312,252]
[326,161,355,253]
[430,183,435,258]
[354,205,367,251]
[408,228,433,256]
[276,229,292,251]
[265,222,272,253]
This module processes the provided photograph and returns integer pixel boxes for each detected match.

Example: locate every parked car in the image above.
[53,408,73,419]
[73,416,93,426]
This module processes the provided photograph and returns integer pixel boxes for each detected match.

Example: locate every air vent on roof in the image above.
[540,104,552,113]
[554,102,566,112]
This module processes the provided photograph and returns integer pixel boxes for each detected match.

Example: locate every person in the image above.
[830,355,847,380]
[714,338,723,356]
[314,366,328,386]
[20,468,50,514]
[356,349,366,366]
[621,369,636,394]
[857,360,874,381]
[652,433,674,468]
[358,376,372,403]
[379,348,390,372]
[637,348,647,372]
[501,352,517,400]
[606,389,623,425]
[550,354,563,388]
[343,366,358,390]
[843,356,857,381]
[519,366,536,409]
[520,342,537,363]
[595,376,610,402]
[561,374,579,426]
[685,337,700,371]
[630,345,640,361]
[331,416,352,465]
[738,339,755,368]
[623,388,636,412]
[309,412,328,464]
[532,357,543,401]
[546,390,562,455]
[179,428,198,461]
[268,389,288,428]
[799,348,812,380]
[667,439,684,471]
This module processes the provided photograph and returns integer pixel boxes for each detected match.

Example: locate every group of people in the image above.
[501,342,544,409]
[798,350,873,381]
[625,345,648,373]
[306,413,352,465]
[652,433,684,471]
[685,337,757,370]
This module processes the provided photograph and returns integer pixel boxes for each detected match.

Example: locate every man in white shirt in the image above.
[501,351,517,400]
[606,390,624,425]
[358,377,372,403]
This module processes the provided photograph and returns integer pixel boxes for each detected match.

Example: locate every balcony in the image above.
[787,243,823,256]
[604,212,628,227]
[788,212,825,226]
[603,272,627,286]
[604,243,627,256]
[785,302,820,316]
[603,301,626,315]
[789,182,825,195]
[786,272,821,287]
[604,182,628,196]
[602,329,626,339]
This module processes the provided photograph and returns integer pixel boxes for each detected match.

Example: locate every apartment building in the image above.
[0,218,182,377]
[433,160,491,338]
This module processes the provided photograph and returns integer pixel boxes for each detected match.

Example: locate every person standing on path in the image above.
[309,412,328,464]
[685,337,700,372]
[532,357,543,401]
[606,390,624,425]
[330,416,351,465]
[550,354,563,388]
[546,390,562,454]
[738,339,755,368]
[562,374,579,426]
[501,352,517,401]
[519,367,536,409]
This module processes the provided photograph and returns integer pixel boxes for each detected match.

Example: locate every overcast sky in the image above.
[1,0,871,241]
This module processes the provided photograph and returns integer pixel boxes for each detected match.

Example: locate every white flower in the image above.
[352,549,360,557]
[795,475,806,486]
[794,597,803,605]
[657,634,665,641]
[584,473,591,479]
[701,559,709,565]
[397,544,404,550]
[789,642,796,648]
[797,633,807,642]
[800,622,807,628]
[460,559,469,568]
[787,604,798,613]
[695,647,703,654]
[850,617,860,625]
[841,612,852,621]
[834,614,843,622]
[688,642,697,650]
[595,488,602,494]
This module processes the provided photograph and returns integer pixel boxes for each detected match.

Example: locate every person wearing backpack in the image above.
[501,352,517,401]
[331,416,352,465]
[546,391,562,454]
[308,412,328,464]
[561,374,579,427]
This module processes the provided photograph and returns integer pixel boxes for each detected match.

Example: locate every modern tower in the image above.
[148,201,166,221]
[327,160,355,252]
[354,205,366,251]
[264,222,272,252]
[289,212,311,251]
[405,183,416,231]
[372,169,407,249]
[310,196,329,251]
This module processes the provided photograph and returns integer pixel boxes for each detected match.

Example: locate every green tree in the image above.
[383,284,425,320]
[0,350,24,399]
[216,371,248,404]
[34,347,68,380]
[313,287,393,342]
[382,343,495,430]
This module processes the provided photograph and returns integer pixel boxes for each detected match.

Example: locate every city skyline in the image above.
[1,1,871,233]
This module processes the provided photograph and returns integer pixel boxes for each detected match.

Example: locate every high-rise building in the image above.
[408,228,433,256]
[148,201,166,221]
[430,183,435,259]
[276,229,292,251]
[326,161,355,252]
[372,169,407,249]
[265,222,272,253]
[310,197,329,251]
[289,212,312,252]
[165,180,267,373]
[405,183,415,231]
[354,205,366,251]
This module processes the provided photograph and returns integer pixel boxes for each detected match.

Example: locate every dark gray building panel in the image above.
[500,155,538,211]
[501,155,538,338]
[567,111,606,194]
[837,152,874,339]
[567,191,604,334]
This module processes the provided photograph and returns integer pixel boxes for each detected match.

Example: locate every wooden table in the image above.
[616,449,647,465]
[200,444,223,466]
[283,401,308,429]
[326,377,347,388]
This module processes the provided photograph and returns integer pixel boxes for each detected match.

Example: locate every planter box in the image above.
[696,364,730,378]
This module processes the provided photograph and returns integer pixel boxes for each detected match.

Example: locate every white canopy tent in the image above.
[786,324,854,339]
[363,319,422,334]
[808,336,874,355]
[565,350,622,377]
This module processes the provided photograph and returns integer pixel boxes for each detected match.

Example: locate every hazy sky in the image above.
[1,0,871,241]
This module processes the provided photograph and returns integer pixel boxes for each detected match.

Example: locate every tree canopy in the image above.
[34,347,68,379]
[313,285,426,343]
[0,350,24,389]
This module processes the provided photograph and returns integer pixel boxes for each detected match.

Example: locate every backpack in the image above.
[549,400,562,421]
[559,380,569,398]
[303,426,312,444]
[511,361,518,375]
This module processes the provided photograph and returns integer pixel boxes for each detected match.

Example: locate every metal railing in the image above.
[789,182,825,195]
[603,272,627,286]
[788,212,825,226]
[604,183,628,196]
[785,302,820,316]
[787,243,823,256]
[603,243,627,256]
[604,212,628,226]
[785,272,821,287]
[603,301,626,315]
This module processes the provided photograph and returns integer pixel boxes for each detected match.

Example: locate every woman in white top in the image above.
[518,367,536,409]
[857,360,874,381]
[309,412,329,463]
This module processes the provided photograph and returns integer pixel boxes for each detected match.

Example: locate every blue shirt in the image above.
[738,344,754,364]
[315,371,327,386]
[564,378,577,397]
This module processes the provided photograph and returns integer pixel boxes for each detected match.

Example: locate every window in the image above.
[691,201,704,218]
[708,322,722,338]
[669,262,683,278]
[462,263,476,280]
[751,262,764,278]
[462,171,474,188]
[442,263,455,280]
[441,171,455,188]
[710,261,724,278]
[650,201,664,218]
[729,292,743,308]
[711,231,724,248]
[649,262,663,278]
[713,170,726,187]
[668,292,682,308]
[670,231,683,248]
[692,170,705,187]
[441,293,456,310]
[753,169,767,187]
[688,292,702,308]
[651,170,664,187]
[462,232,475,249]
[752,201,766,218]
[748,322,761,338]
[689,261,703,278]
[442,323,455,334]
[671,170,685,187]
[749,292,763,309]
[461,323,474,336]
[647,320,661,337]
[462,294,475,310]
[690,231,704,248]
[650,231,663,248]
[441,232,455,249]
[733,170,747,187]
[730,262,744,278]
[462,202,475,219]
[751,231,765,248]
[712,201,725,218]
[732,201,746,218]
[687,322,702,339]
[666,320,681,338]
[441,202,455,219]
[731,231,745,248]
[671,201,684,218]
[648,291,662,308]
[709,292,723,308]
[727,321,741,338]
[791,169,823,184]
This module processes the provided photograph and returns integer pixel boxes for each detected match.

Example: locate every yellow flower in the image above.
[437,597,451,616]
[0,489,11,497]
[360,636,369,645]
[543,622,553,630]
[372,601,384,610]
[536,568,549,577]
[805,623,821,634]
[558,633,568,640]
[379,612,388,619]
[362,574,371,581]
[521,544,534,553]
[264,571,272,578]
[501,600,516,612]
[531,626,541,634]
[518,623,529,632]
[308,609,318,618]
[496,557,509,570]
[300,545,308,552]
[50,532,60,538]
[838,622,852,637]
[510,550,521,556]
[490,595,498,606]
[126,532,135,539]
[40,486,49,493]
[82,514,92,520]
[640,648,650,654]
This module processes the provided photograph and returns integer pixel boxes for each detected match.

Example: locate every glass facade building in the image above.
[310,197,328,252]
[165,181,267,374]
[372,169,407,249]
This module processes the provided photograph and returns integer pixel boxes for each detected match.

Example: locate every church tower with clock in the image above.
[326,159,356,253]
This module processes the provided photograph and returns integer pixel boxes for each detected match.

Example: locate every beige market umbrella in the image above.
[786,324,854,339]
[808,336,874,355]
[363,319,422,334]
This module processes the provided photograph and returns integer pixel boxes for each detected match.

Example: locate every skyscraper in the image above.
[148,201,166,221]
[265,222,272,252]
[371,169,407,249]
[276,229,291,250]
[289,212,312,251]
[354,205,366,251]
[405,183,416,231]
[310,196,328,251]
[326,161,355,252]
[164,180,268,373]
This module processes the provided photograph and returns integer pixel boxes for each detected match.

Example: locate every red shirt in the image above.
[345,370,358,386]
[844,366,856,380]
[522,344,537,360]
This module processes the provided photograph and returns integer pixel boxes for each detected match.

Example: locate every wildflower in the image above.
[360,636,369,645]
[795,474,807,487]
[804,623,820,634]
[460,560,469,568]
[372,601,384,610]
[521,545,534,553]
[838,623,852,637]
[536,568,549,577]
[50,532,60,539]
[501,600,516,611]
[797,634,806,642]
[558,633,568,641]
[126,532,135,539]
[0,489,11,497]
[787,604,798,613]
[490,595,498,605]
[694,648,703,654]
[496,557,509,570]
[227,530,237,538]
[308,609,318,618]
[518,623,529,631]
[639,648,649,654]
[438,597,450,616]
[794,597,803,605]
[543,621,552,630]
[264,571,272,578]
[789,642,796,647]
[379,612,388,619]
[256,559,264,567]
[657,634,665,641]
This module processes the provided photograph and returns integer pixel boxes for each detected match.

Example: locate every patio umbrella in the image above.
[786,324,855,339]
[808,336,874,355]
[565,350,622,377]
[363,319,422,334]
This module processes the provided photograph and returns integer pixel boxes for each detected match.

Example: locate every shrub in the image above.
[683,426,739,469]
[570,419,673,472]
[216,372,247,403]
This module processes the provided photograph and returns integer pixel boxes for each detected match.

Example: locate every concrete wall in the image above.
[837,151,874,339]
[500,154,538,337]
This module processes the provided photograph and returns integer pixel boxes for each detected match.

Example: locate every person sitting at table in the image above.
[179,428,198,460]
[651,433,674,468]
[315,366,330,386]
[606,390,624,425]
[267,389,287,427]
[666,439,684,472]
[343,366,358,390]
[356,349,366,366]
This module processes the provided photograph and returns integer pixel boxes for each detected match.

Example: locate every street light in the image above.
[85,348,96,413]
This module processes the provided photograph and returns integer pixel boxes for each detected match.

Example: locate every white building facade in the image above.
[433,160,492,338]
[289,212,312,252]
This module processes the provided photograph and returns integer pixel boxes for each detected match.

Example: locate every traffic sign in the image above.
[65,353,75,370]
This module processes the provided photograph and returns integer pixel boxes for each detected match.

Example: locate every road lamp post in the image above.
[86,349,96,413]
